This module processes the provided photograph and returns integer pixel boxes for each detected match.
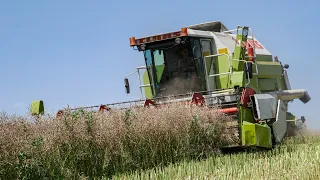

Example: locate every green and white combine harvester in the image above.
[31,21,310,149]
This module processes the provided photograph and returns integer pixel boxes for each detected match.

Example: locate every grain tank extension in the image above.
[31,21,310,149]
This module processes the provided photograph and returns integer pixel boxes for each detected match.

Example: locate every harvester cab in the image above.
[30,21,311,150]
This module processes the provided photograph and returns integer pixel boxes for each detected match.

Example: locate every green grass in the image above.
[112,132,320,180]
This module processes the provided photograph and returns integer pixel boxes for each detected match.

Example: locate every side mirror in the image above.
[244,62,253,79]
[124,78,130,94]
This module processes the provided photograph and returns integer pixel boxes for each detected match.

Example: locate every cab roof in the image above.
[129,21,230,47]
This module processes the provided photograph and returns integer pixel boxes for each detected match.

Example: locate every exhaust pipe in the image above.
[268,89,311,104]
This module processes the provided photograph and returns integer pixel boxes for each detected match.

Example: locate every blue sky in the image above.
[1,1,319,128]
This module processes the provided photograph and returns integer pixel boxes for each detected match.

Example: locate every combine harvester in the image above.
[31,21,310,149]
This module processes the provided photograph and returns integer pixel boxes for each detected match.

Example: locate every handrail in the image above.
[222,26,257,62]
[231,59,255,87]
[203,55,261,89]
[125,66,153,99]
[136,66,147,69]
[236,26,256,60]
[136,66,154,99]
[231,59,259,75]
[203,53,231,91]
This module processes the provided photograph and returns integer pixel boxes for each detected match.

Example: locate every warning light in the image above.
[130,37,136,46]
[181,27,188,36]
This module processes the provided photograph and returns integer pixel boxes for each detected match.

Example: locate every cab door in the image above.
[200,39,216,91]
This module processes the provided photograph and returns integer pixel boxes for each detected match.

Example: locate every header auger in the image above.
[31,21,311,149]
